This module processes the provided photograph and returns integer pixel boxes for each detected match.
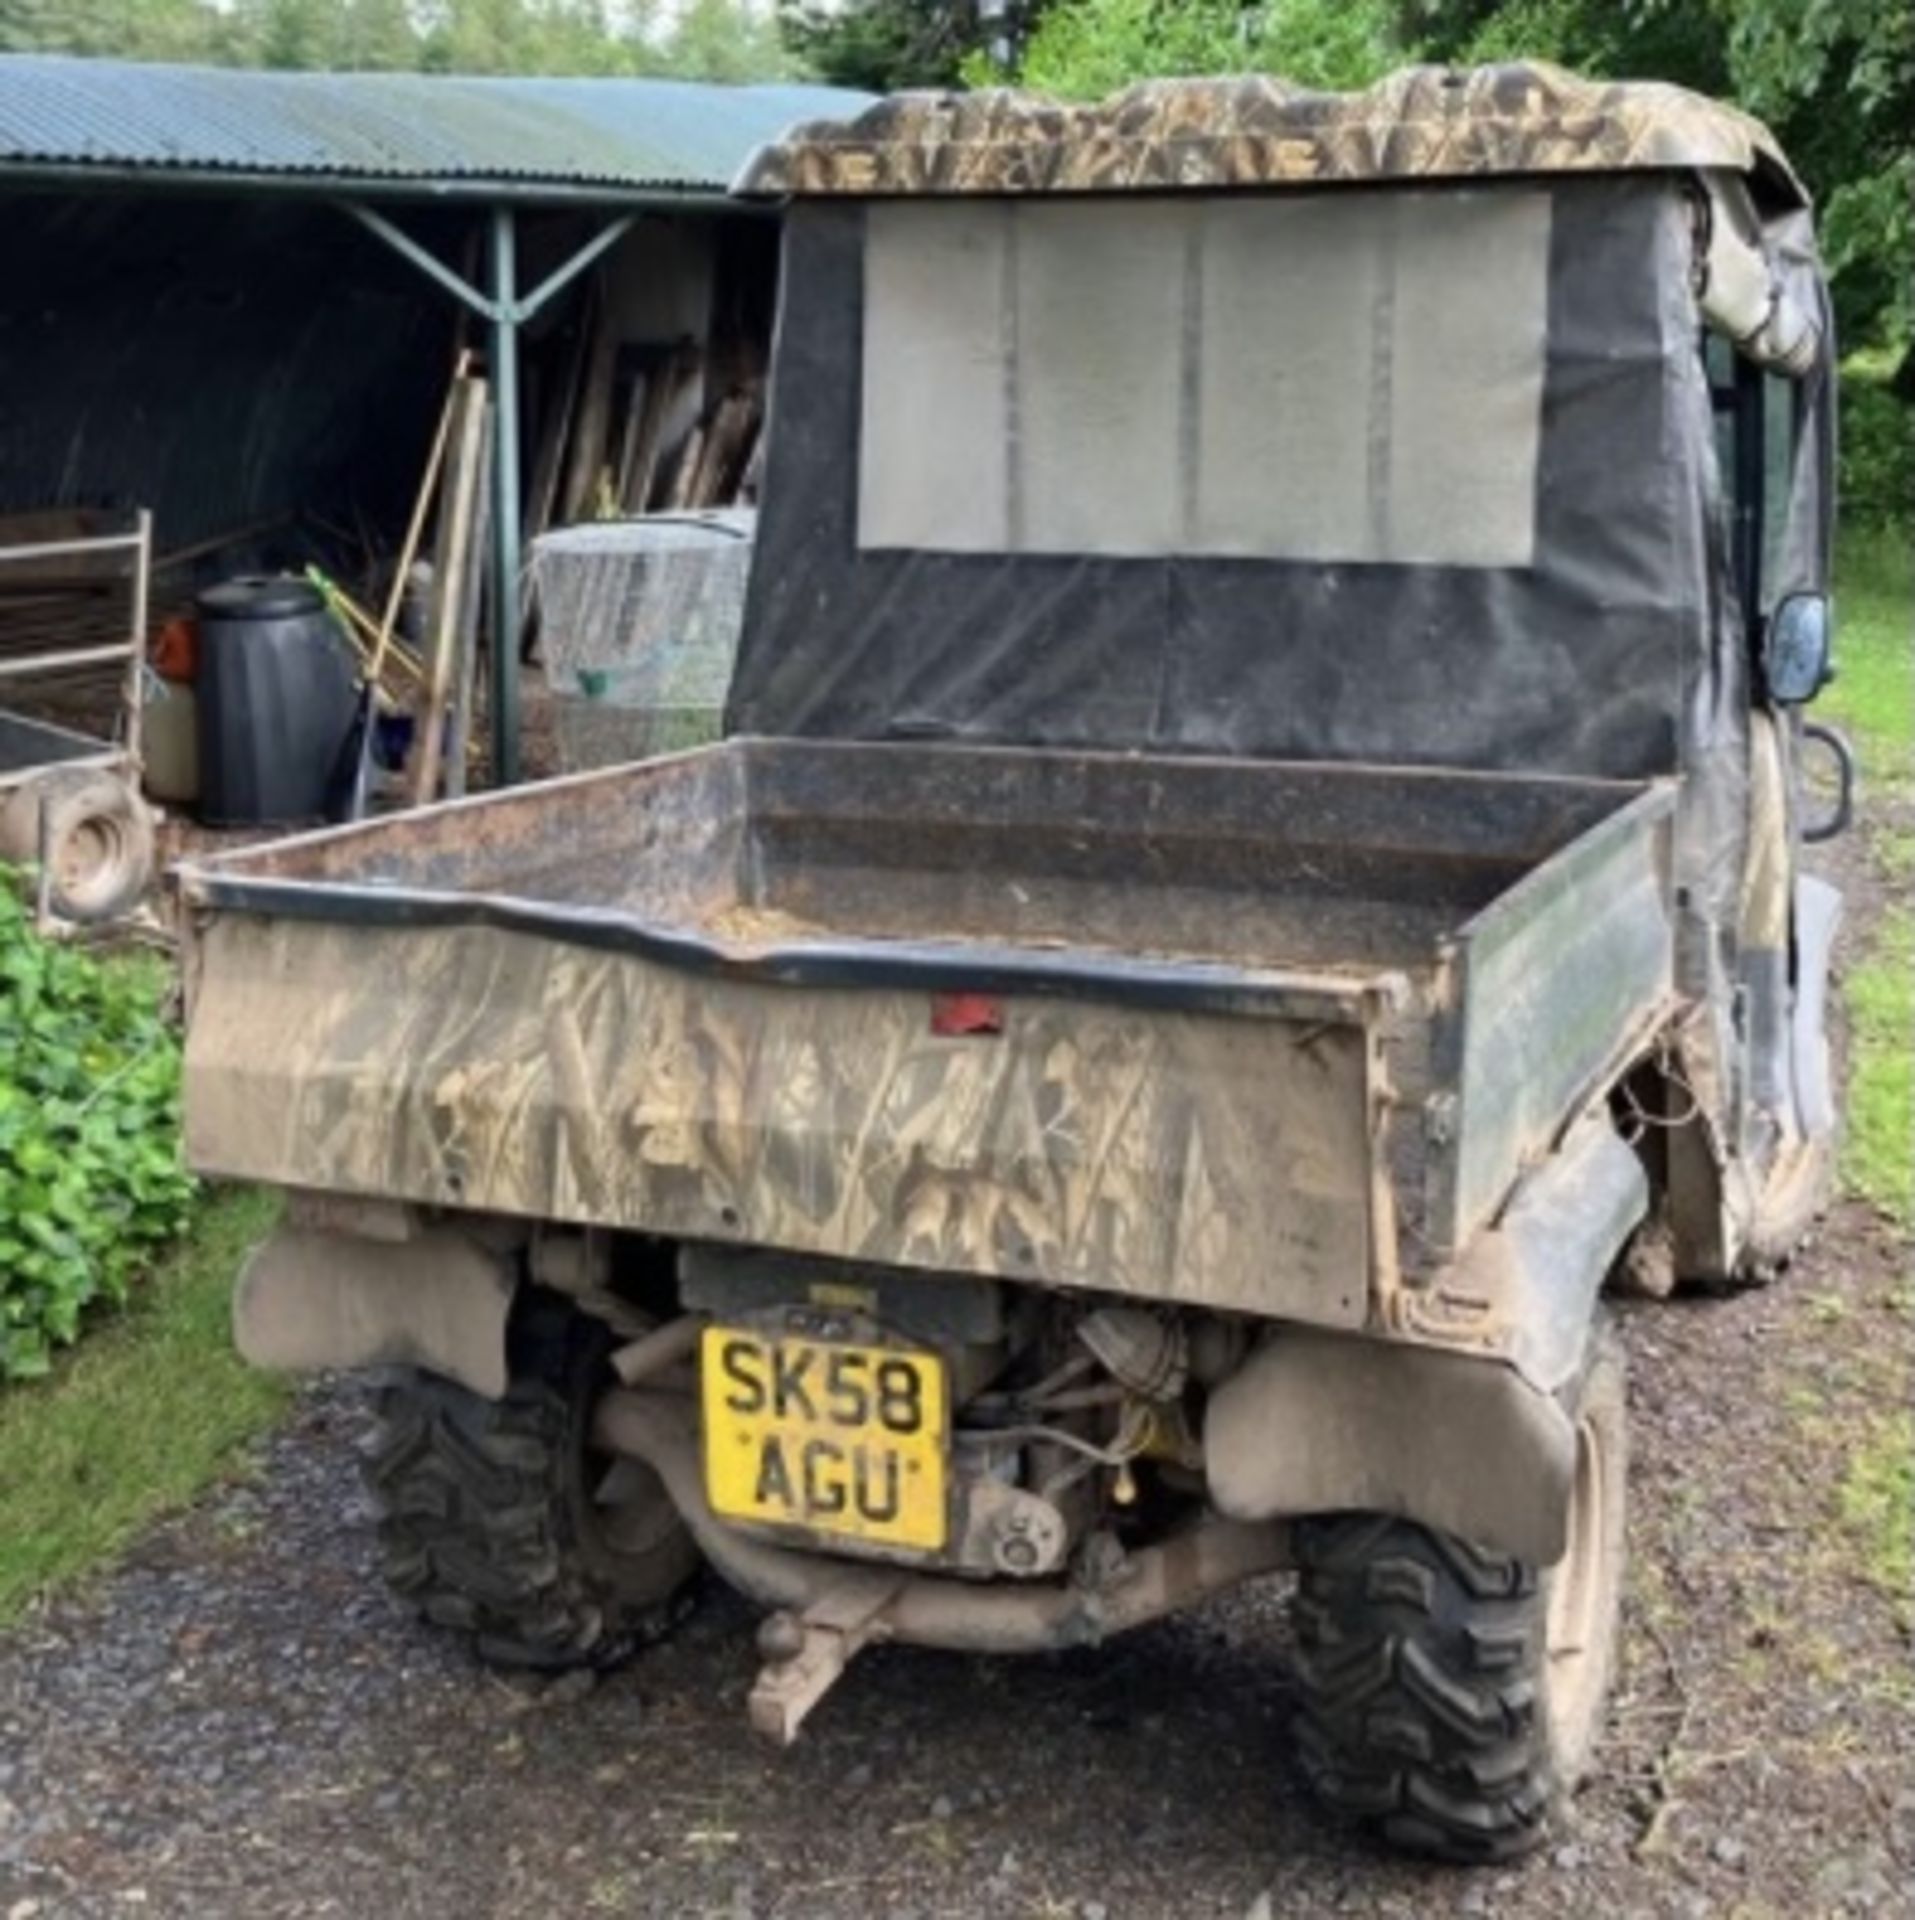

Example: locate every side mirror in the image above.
[1761,593,1833,704]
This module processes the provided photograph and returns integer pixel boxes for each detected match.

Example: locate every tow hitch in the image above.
[749,1579,900,1744]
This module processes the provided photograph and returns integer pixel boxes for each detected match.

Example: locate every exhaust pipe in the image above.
[592,1386,1292,1658]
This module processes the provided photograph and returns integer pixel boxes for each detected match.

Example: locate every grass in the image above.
[1826,527,1914,798]
[1843,909,1915,1224]
[1814,524,1915,1623]
[0,1185,285,1627]
[1825,529,1915,1224]
[1839,1409,1915,1628]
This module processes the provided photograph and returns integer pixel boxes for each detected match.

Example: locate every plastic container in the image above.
[142,672,199,804]
[195,576,358,825]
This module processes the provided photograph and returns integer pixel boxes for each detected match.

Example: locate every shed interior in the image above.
[0,185,778,771]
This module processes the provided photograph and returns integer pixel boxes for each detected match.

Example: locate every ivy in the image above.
[0,875,196,1383]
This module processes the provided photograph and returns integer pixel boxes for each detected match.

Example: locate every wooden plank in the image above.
[638,343,706,513]
[620,344,683,513]
[610,365,651,511]
[446,400,495,802]
[526,291,593,539]
[410,376,489,806]
[735,418,767,504]
[662,423,707,511]
[558,281,619,527]
[689,388,763,508]
[374,347,474,684]
[686,395,736,507]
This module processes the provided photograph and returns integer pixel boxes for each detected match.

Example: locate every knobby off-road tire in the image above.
[1290,1325,1627,1863]
[362,1298,700,1671]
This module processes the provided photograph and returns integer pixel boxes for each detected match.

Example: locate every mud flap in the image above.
[1206,1333,1578,1566]
[1205,1120,1646,1566]
[234,1223,516,1399]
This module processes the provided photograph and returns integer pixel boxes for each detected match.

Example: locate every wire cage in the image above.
[530,509,754,772]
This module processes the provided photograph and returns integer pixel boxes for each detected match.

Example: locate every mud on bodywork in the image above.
[184,911,1380,1323]
[177,744,1671,1337]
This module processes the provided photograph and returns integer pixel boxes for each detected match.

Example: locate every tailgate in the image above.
[182,908,1385,1325]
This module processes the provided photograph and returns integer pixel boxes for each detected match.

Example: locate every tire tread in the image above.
[1292,1514,1552,1863]
[360,1306,695,1671]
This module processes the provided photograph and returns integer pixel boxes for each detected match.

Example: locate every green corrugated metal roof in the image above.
[0,55,868,199]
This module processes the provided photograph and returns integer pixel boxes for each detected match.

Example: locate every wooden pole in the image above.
[445,399,494,801]
[411,375,488,806]
[374,346,474,687]
[558,279,619,527]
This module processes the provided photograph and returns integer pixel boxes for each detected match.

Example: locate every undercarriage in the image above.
[594,1256,1286,1739]
[347,1254,1627,1863]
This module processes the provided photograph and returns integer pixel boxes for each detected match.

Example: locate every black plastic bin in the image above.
[196,577,359,826]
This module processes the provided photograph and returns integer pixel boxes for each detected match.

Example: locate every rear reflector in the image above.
[930,992,1004,1036]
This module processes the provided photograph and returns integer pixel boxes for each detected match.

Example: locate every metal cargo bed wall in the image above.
[0,191,450,555]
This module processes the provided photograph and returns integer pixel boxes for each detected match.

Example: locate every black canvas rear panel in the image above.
[730,176,1725,789]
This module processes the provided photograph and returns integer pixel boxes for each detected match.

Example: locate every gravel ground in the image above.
[2,879,1909,1918]
[3,1220,1906,1920]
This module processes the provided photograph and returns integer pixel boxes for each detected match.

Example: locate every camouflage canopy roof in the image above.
[735,61,1805,206]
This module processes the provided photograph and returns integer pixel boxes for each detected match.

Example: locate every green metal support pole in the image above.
[488,205,521,786]
[343,196,638,787]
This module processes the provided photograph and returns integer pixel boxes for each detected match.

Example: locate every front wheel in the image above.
[1290,1326,1627,1862]
[361,1297,701,1671]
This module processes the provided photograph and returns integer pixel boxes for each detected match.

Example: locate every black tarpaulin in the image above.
[734,177,1735,785]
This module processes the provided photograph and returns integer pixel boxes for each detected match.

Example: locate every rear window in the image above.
[857,188,1553,569]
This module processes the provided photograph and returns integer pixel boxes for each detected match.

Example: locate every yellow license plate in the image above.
[700,1327,948,1551]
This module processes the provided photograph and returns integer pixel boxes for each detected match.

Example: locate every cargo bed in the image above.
[179,740,1676,1324]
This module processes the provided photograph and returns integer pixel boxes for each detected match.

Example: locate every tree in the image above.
[0,0,230,59]
[1396,0,1727,91]
[1005,0,1397,98]
[1719,0,1913,362]
[666,0,794,82]
[0,0,792,81]
[332,0,422,71]
[998,0,1910,363]
[249,0,343,68]
[780,0,1050,91]
[419,0,540,72]
[1405,0,1912,366]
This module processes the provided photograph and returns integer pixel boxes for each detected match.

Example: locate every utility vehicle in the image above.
[177,63,1847,1861]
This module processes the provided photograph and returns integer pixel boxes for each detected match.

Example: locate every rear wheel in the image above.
[1290,1327,1626,1862]
[362,1297,700,1670]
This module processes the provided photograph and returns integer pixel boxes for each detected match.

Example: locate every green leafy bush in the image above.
[974,0,1397,98]
[0,878,196,1382]
[1840,367,1915,531]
